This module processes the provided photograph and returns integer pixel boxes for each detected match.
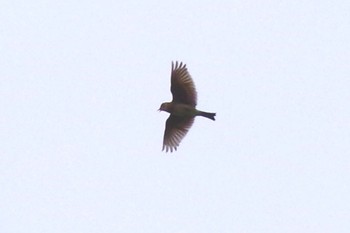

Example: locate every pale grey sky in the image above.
[1,1,349,232]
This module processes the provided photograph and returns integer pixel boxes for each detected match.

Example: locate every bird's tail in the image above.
[198,111,216,121]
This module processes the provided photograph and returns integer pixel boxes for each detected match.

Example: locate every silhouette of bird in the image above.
[159,61,216,152]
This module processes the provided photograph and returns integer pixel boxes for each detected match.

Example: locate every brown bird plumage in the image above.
[159,61,216,152]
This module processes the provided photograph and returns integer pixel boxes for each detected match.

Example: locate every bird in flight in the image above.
[159,61,216,152]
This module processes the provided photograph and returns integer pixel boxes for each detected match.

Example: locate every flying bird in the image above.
[159,61,216,152]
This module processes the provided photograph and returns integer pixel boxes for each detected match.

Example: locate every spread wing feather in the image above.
[162,115,194,152]
[171,61,197,107]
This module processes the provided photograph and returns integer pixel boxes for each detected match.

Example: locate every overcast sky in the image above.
[1,1,349,233]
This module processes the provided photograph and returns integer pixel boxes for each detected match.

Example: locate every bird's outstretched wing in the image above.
[171,61,197,107]
[162,115,194,152]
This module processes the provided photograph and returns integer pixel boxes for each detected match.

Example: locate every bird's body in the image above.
[159,61,216,152]
[160,102,215,120]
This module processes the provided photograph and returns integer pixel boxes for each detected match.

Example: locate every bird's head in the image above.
[158,102,172,113]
